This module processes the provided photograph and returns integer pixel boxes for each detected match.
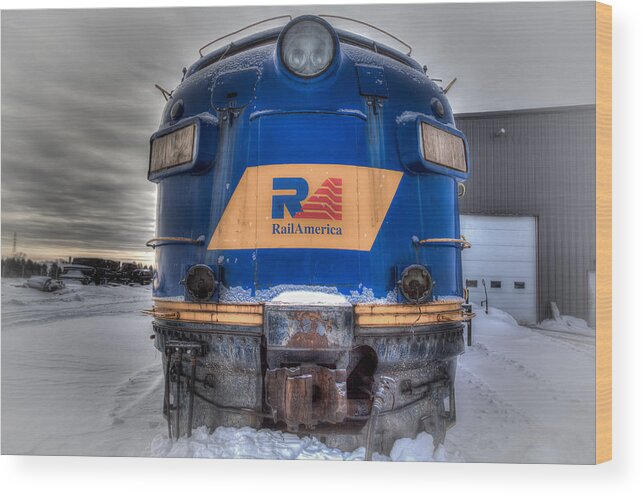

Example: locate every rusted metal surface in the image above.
[263,305,353,430]
[264,304,354,375]
[286,314,331,348]
[153,300,263,326]
[151,309,464,455]
[265,303,353,348]
[355,301,463,314]
[152,299,472,328]
[354,300,470,327]
[153,320,264,435]
[266,365,348,430]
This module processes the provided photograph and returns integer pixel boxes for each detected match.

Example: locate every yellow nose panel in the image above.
[208,164,403,251]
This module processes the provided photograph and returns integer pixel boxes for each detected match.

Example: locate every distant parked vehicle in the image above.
[60,264,94,285]
[130,269,152,285]
[112,262,138,284]
[25,276,65,292]
[72,258,120,284]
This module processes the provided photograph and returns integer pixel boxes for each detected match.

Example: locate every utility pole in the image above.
[12,232,17,254]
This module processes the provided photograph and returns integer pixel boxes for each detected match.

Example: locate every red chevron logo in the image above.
[295,178,342,221]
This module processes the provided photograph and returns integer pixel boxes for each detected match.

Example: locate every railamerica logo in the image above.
[271,177,343,236]
[207,164,403,251]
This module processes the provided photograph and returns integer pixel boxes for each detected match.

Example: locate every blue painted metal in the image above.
[211,68,260,110]
[355,64,389,98]
[149,16,470,302]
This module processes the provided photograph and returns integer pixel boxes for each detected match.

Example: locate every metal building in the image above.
[455,105,596,325]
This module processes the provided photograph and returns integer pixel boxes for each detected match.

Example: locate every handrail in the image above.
[143,309,179,319]
[413,236,472,249]
[146,235,205,248]
[198,15,293,57]
[319,14,413,56]
[437,311,476,322]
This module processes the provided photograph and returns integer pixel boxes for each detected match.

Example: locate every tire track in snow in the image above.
[448,363,533,462]
[471,341,547,384]
[531,328,596,354]
[456,362,531,423]
[2,298,151,328]
[109,362,164,427]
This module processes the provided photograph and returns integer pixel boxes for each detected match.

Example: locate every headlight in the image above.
[148,115,218,182]
[421,121,468,173]
[149,123,196,173]
[185,264,217,301]
[280,19,335,77]
[399,264,433,303]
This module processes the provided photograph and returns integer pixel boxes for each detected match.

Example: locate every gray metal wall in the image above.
[455,105,596,323]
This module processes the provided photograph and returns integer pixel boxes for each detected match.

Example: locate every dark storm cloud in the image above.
[1,8,167,261]
[1,3,594,261]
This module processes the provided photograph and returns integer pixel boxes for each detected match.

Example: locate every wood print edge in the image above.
[595,0,612,464]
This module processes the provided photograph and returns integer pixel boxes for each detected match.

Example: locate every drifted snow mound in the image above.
[538,315,594,335]
[471,304,519,328]
[389,432,460,462]
[151,426,364,460]
[151,426,461,462]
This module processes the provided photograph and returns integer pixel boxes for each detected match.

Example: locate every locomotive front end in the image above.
[147,15,471,456]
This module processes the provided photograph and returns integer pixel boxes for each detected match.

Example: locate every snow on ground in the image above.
[1,280,595,462]
[538,315,595,336]
[150,426,457,461]
[1,280,162,456]
[449,305,596,463]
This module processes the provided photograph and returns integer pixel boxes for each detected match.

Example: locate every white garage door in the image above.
[460,215,538,324]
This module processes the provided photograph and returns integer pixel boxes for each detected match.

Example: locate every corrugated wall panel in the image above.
[456,106,596,322]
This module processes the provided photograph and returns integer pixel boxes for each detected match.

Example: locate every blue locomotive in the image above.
[148,15,471,458]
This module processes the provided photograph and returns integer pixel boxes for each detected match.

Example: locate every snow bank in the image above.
[472,302,594,337]
[538,315,594,336]
[469,303,523,335]
[151,426,460,462]
[2,278,152,327]
[389,432,461,462]
[151,426,364,460]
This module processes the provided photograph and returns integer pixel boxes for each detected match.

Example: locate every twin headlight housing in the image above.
[399,264,433,304]
[279,17,337,78]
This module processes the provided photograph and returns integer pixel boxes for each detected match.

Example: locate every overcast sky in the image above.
[1,2,595,263]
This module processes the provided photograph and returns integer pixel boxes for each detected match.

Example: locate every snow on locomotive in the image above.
[147,15,472,458]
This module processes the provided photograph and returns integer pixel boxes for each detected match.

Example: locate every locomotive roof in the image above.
[185,26,424,79]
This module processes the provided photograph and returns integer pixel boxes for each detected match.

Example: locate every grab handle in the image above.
[412,235,471,249]
[146,235,205,248]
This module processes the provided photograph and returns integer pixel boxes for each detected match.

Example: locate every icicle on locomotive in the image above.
[147,15,473,457]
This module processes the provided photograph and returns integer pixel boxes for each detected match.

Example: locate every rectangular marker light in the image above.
[420,121,468,173]
[149,123,196,173]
